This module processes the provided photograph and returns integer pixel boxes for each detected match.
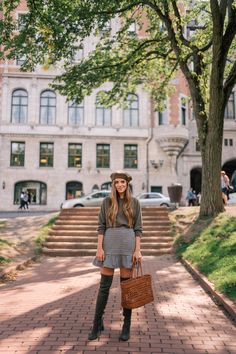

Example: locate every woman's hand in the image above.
[132,249,142,263]
[96,248,105,261]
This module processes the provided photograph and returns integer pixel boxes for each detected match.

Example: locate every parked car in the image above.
[136,192,174,207]
[61,190,110,208]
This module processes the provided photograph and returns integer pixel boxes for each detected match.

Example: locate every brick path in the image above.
[0,255,235,354]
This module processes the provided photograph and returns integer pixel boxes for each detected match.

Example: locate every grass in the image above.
[34,214,58,255]
[0,239,12,249]
[0,221,6,229]
[175,213,236,303]
[0,255,11,264]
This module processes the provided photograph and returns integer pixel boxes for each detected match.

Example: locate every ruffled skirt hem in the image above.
[92,254,133,269]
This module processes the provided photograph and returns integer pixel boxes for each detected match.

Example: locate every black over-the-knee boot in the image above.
[88,274,113,340]
[119,277,132,341]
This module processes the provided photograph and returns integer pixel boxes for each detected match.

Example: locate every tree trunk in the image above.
[199,95,225,217]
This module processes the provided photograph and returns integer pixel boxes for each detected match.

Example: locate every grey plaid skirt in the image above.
[92,227,135,269]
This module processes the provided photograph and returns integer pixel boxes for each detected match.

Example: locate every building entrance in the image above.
[190,167,202,194]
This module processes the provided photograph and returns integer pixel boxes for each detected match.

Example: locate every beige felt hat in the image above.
[110,170,132,182]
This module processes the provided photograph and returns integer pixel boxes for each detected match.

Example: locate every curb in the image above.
[181,258,236,323]
[0,255,41,282]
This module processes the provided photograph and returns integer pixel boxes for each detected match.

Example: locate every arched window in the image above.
[68,100,84,125]
[123,94,139,127]
[11,89,28,124]
[14,181,47,205]
[40,90,56,125]
[92,184,99,192]
[66,181,83,199]
[96,93,111,126]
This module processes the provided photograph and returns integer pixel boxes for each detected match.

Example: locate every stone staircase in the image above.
[42,206,173,257]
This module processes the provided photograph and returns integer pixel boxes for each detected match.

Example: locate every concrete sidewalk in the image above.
[0,255,235,354]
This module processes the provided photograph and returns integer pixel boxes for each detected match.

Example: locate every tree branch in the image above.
[222,6,236,62]
[223,60,236,101]
[170,0,191,48]
[94,1,143,15]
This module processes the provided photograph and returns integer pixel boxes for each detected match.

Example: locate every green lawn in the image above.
[175,213,236,303]
[34,214,59,254]
[0,237,12,265]
[0,220,6,229]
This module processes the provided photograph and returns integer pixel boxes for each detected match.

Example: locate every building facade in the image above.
[0,3,236,211]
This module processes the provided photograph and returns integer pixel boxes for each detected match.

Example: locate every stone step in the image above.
[42,248,97,256]
[51,224,171,231]
[43,241,172,250]
[57,214,169,219]
[45,235,173,243]
[55,220,98,225]
[43,242,97,249]
[42,206,173,258]
[42,247,172,257]
[55,220,170,226]
[48,230,172,237]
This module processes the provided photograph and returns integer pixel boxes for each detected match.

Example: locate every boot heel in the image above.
[88,326,102,341]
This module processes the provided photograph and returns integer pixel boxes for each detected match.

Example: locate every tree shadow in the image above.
[0,256,235,354]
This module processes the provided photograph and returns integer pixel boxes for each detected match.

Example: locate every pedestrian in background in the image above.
[186,188,195,206]
[18,191,26,210]
[221,170,229,205]
[88,170,143,342]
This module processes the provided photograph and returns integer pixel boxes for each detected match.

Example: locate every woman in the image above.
[88,170,142,341]
[221,170,229,205]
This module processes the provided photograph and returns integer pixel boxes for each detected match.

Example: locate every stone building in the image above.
[0,3,235,211]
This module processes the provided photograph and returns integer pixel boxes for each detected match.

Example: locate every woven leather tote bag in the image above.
[121,262,154,309]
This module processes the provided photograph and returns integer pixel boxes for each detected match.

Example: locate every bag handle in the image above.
[130,260,143,278]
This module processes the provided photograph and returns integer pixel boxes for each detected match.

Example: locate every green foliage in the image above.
[0,238,12,249]
[34,214,58,254]
[0,221,6,229]
[1,0,236,216]
[177,214,236,302]
[0,256,11,264]
[1,0,235,111]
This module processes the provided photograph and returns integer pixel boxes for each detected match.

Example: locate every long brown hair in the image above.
[107,181,134,227]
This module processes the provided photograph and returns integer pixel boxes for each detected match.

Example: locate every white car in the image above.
[61,190,110,208]
[136,192,174,207]
[228,192,236,205]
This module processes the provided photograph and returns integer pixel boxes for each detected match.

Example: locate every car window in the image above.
[149,194,161,199]
[102,191,110,197]
[139,194,149,199]
[91,192,101,199]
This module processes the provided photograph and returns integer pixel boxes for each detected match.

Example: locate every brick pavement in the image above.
[0,255,235,354]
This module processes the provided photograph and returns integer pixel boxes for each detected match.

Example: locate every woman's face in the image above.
[114,178,127,196]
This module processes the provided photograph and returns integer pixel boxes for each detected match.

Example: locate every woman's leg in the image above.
[88,267,114,340]
[119,267,132,341]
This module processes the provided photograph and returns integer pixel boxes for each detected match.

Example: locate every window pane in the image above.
[12,96,21,105]
[41,90,56,98]
[41,97,49,106]
[11,90,28,124]
[131,109,138,127]
[96,109,104,125]
[225,93,235,119]
[123,94,139,127]
[96,144,110,168]
[68,101,83,125]
[11,142,25,166]
[40,143,54,167]
[68,143,82,167]
[124,145,138,169]
[123,110,130,127]
[104,109,111,125]
[19,106,27,123]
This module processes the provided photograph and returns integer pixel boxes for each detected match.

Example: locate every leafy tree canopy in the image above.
[1,0,235,111]
[1,0,236,216]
